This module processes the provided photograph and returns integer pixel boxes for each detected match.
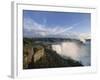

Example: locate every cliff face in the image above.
[23,38,83,69]
[27,48,83,69]
[23,45,33,69]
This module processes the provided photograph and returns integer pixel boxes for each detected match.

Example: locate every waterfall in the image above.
[52,41,91,66]
[52,44,62,55]
[61,42,81,60]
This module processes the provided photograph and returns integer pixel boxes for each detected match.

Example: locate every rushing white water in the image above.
[52,41,91,66]
[52,44,62,55]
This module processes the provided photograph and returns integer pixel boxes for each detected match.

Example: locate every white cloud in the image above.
[24,18,90,39]
[79,33,91,39]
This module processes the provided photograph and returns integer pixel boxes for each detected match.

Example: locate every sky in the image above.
[23,10,91,38]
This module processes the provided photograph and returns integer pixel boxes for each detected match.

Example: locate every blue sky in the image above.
[23,10,91,38]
